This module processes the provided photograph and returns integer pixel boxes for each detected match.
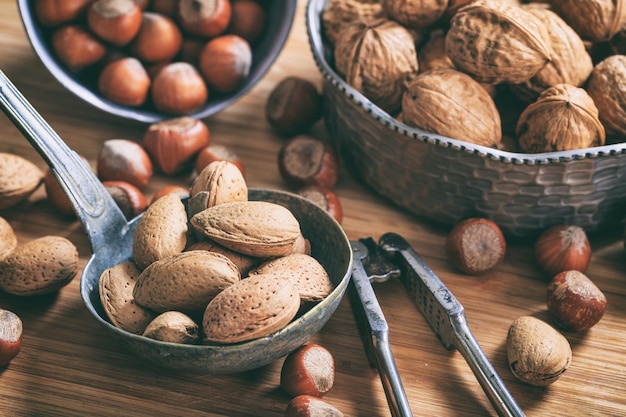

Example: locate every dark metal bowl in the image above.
[17,0,297,123]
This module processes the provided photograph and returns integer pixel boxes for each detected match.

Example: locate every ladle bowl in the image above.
[0,71,353,374]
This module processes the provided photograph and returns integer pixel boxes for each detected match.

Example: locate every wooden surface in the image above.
[1,2,626,416]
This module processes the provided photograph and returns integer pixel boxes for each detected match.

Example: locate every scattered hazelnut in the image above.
[34,0,92,27]
[278,136,339,189]
[143,116,210,174]
[285,395,344,417]
[98,57,151,106]
[198,34,252,93]
[280,343,335,398]
[97,138,153,188]
[228,0,266,45]
[103,180,148,219]
[129,12,183,63]
[51,25,107,71]
[178,0,232,38]
[266,77,323,136]
[150,185,190,205]
[445,218,506,275]
[547,270,607,332]
[297,185,343,224]
[534,225,591,278]
[87,0,143,47]
[506,315,571,386]
[151,62,209,114]
[194,143,245,176]
[0,308,23,367]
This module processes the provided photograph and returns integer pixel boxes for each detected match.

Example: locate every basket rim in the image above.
[304,0,626,166]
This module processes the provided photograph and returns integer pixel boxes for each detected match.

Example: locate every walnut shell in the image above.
[321,0,385,46]
[333,18,419,114]
[417,29,455,73]
[551,0,626,43]
[510,5,593,102]
[402,68,502,147]
[516,83,606,153]
[586,54,626,139]
[445,0,551,84]
[382,0,448,31]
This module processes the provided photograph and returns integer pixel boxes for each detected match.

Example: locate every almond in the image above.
[142,311,200,344]
[132,192,188,269]
[0,236,78,296]
[133,250,240,312]
[203,273,300,344]
[99,261,156,334]
[0,152,44,209]
[250,254,333,303]
[189,160,248,202]
[190,201,301,257]
[186,239,259,276]
[0,217,17,262]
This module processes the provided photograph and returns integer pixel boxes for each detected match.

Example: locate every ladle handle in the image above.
[0,70,127,253]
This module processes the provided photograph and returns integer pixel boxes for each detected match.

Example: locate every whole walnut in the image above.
[510,5,594,102]
[402,68,502,148]
[382,0,448,32]
[445,0,551,84]
[334,18,419,114]
[516,83,606,153]
[551,0,626,43]
[586,54,626,139]
[321,0,386,46]
[417,29,455,73]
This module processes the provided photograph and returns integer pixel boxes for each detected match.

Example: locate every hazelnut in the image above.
[103,180,148,219]
[150,185,190,205]
[0,308,23,367]
[143,116,210,174]
[151,62,209,114]
[534,225,591,278]
[129,12,183,63]
[98,57,151,106]
[280,343,335,398]
[44,168,77,217]
[178,0,232,38]
[194,143,245,176]
[198,34,252,93]
[51,25,107,71]
[296,185,343,224]
[34,0,92,27]
[151,0,179,17]
[547,270,607,332]
[445,218,506,275]
[266,77,323,136]
[87,0,143,46]
[285,395,344,417]
[228,0,266,45]
[132,0,150,9]
[278,136,339,189]
[97,138,153,188]
[177,38,205,67]
[506,315,571,386]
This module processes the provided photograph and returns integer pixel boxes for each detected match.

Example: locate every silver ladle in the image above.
[0,70,353,373]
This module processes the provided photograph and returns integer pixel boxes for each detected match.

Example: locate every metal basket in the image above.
[305,0,626,238]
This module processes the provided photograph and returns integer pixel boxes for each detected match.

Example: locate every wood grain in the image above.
[1,1,626,416]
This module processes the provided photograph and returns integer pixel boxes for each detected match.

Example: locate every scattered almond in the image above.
[0,217,17,262]
[0,152,44,210]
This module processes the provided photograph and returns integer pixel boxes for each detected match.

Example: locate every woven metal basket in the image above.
[306,0,626,238]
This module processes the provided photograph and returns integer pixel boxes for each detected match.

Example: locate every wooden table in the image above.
[1,1,626,416]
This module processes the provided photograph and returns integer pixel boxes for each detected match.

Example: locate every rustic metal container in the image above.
[306,0,626,238]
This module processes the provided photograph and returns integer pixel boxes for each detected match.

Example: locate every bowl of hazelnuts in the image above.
[18,0,297,123]
[306,0,626,238]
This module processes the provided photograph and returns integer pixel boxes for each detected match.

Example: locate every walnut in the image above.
[551,0,626,43]
[445,0,551,84]
[510,4,594,102]
[417,29,455,73]
[516,83,606,153]
[401,68,502,148]
[321,0,386,46]
[382,0,448,32]
[333,18,419,114]
[586,54,626,139]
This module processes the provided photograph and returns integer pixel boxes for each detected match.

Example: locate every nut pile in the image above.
[98,161,335,345]
[34,0,266,114]
[322,0,626,152]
